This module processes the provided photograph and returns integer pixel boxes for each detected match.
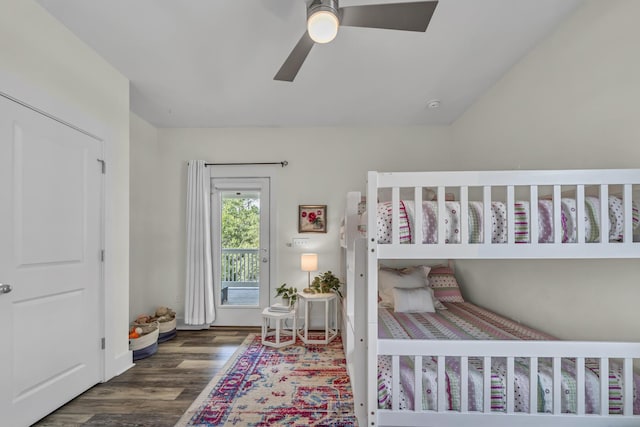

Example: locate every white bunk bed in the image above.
[341,169,640,427]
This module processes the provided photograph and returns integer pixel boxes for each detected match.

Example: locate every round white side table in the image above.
[261,307,296,348]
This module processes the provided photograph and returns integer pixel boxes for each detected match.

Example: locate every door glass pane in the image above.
[220,190,260,306]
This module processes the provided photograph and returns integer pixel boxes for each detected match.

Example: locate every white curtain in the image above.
[184,160,215,325]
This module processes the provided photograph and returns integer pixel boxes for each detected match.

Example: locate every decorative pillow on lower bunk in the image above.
[427,286,447,310]
[425,265,465,303]
[392,287,435,313]
[378,266,429,308]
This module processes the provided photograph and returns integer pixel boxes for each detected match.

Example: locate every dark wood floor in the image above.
[34,327,259,427]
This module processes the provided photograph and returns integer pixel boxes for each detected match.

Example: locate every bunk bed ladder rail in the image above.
[378,339,640,426]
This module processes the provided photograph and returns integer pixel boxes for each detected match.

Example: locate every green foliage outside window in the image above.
[221,197,260,248]
[220,196,260,284]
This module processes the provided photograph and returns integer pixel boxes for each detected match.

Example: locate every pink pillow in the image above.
[425,266,464,303]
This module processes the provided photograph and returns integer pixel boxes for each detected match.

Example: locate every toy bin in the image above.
[129,322,159,361]
[158,317,177,343]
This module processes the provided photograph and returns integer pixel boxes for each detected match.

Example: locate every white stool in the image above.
[261,308,296,348]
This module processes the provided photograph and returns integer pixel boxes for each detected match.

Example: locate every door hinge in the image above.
[100,249,105,262]
[101,337,105,350]
[97,158,106,174]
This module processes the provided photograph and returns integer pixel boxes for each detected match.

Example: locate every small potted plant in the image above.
[275,283,298,307]
[306,271,343,298]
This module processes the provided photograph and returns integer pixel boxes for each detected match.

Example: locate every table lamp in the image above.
[300,253,318,287]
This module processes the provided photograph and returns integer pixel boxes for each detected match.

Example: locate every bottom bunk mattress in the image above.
[377,302,640,415]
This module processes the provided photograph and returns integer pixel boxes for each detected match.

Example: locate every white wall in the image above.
[128,0,640,342]
[1,0,131,376]
[130,113,159,319]
[128,126,451,320]
[450,0,640,341]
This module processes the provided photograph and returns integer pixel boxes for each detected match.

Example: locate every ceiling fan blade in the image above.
[339,1,437,32]
[274,31,315,82]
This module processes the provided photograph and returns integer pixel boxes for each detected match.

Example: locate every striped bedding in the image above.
[377,303,640,414]
[370,196,639,244]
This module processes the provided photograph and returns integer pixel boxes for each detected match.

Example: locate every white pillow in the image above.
[378,266,430,308]
[393,287,436,313]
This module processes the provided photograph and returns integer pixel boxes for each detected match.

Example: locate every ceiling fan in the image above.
[274,0,438,82]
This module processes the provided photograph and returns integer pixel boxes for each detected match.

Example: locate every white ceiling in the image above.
[37,0,583,128]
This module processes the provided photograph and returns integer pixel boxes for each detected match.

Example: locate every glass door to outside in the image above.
[211,178,270,326]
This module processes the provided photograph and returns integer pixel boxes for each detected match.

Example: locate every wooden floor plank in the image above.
[176,359,228,369]
[33,328,259,427]
[82,413,177,427]
[33,413,93,426]
[154,345,234,354]
[80,386,184,401]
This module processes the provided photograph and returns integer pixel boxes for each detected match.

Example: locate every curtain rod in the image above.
[205,161,288,167]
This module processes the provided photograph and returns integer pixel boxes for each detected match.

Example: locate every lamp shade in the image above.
[300,253,318,272]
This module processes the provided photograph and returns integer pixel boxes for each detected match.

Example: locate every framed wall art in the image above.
[298,205,327,233]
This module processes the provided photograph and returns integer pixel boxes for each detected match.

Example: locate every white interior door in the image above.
[0,95,103,426]
[211,178,270,326]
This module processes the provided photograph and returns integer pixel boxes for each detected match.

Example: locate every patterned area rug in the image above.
[176,334,357,426]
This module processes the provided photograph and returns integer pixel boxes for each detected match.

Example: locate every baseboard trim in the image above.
[176,317,212,330]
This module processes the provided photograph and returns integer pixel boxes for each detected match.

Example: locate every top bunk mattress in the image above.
[358,170,640,258]
[366,197,639,245]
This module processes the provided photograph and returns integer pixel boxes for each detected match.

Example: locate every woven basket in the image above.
[158,317,176,333]
[130,321,159,360]
[158,318,177,343]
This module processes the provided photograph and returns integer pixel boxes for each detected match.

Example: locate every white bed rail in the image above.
[377,339,640,427]
[343,195,368,425]
[367,169,640,259]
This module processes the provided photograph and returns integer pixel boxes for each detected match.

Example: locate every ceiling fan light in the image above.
[307,10,339,44]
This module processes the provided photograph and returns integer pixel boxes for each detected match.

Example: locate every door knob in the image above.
[0,284,12,294]
[262,257,268,263]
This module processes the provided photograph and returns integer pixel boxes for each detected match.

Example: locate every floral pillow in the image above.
[427,286,448,310]
[424,265,464,303]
